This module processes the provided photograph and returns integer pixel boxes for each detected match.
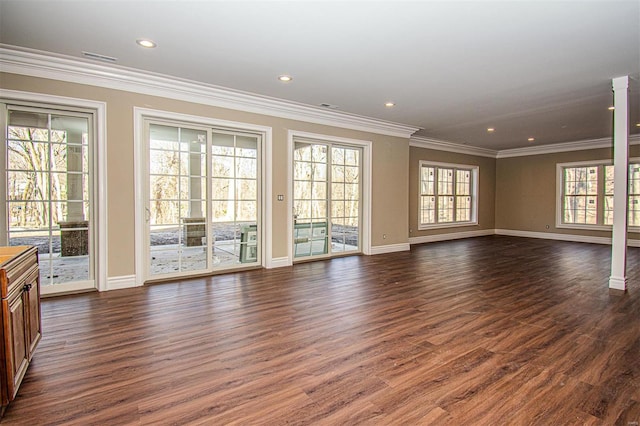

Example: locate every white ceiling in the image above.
[1,0,638,150]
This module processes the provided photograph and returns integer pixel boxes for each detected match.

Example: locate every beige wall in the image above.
[2,71,633,283]
[0,73,409,279]
[409,146,496,238]
[495,146,640,239]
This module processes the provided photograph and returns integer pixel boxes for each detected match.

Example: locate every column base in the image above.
[59,220,89,256]
[608,276,627,291]
[182,217,206,247]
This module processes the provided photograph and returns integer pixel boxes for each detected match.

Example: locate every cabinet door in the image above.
[4,291,29,399]
[0,338,6,407]
[24,269,41,358]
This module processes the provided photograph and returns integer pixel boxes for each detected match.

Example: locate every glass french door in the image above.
[3,105,94,292]
[210,131,260,268]
[146,122,260,279]
[293,141,361,260]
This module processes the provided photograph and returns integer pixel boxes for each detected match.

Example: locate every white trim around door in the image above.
[133,107,273,285]
[287,130,372,265]
[0,89,108,293]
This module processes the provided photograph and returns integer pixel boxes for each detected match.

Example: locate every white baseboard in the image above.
[495,228,612,244]
[266,256,291,269]
[494,228,640,247]
[369,243,410,255]
[409,229,494,245]
[103,230,639,290]
[106,275,139,291]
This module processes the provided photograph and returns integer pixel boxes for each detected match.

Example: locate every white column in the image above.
[609,75,630,291]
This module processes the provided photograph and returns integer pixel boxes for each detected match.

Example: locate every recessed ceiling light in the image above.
[136,39,156,48]
[384,102,395,107]
[487,128,495,132]
[278,75,293,82]
[528,137,535,142]
[636,123,640,127]
[608,106,615,111]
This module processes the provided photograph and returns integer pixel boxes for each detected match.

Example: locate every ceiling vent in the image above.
[82,51,117,63]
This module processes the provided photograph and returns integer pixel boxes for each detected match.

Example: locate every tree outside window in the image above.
[559,161,640,228]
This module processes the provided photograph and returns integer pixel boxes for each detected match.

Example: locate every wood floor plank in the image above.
[2,236,639,424]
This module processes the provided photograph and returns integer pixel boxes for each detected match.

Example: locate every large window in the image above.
[627,164,640,226]
[561,165,600,225]
[419,161,478,229]
[557,160,640,229]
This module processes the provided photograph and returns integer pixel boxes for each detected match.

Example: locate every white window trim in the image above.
[133,107,273,285]
[556,158,640,232]
[418,160,479,230]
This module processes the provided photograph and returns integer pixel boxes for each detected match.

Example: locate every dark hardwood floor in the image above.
[3,236,639,425]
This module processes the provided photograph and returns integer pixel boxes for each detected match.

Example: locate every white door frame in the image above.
[287,130,372,264]
[0,89,107,293]
[133,108,272,285]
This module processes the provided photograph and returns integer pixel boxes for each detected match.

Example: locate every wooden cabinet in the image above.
[0,246,41,416]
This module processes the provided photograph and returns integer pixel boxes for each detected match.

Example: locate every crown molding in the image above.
[0,45,419,138]
[410,134,640,160]
[496,135,640,158]
[410,136,498,158]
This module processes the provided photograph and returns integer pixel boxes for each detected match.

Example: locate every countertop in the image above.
[0,246,32,268]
